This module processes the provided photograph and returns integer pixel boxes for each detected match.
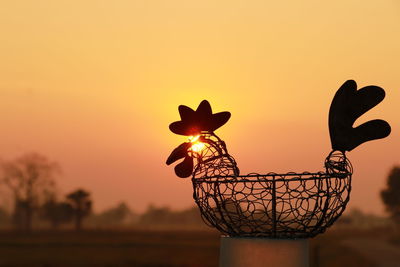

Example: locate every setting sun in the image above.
[191,142,205,153]
[188,135,205,152]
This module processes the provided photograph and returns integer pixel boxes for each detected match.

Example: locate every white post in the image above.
[219,237,309,267]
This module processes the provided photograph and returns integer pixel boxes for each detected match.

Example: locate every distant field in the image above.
[0,228,378,266]
[0,229,220,267]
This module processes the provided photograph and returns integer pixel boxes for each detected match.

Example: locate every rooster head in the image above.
[166,100,231,178]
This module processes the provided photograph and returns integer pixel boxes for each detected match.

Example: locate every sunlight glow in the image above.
[189,135,205,152]
[191,142,205,152]
[189,135,200,143]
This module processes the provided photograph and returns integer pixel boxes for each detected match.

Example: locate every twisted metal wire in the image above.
[191,133,352,238]
[190,133,239,178]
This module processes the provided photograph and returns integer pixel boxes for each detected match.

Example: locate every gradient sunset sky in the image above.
[0,1,399,214]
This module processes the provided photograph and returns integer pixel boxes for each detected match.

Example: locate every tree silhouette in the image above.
[381,166,400,225]
[1,153,59,231]
[67,189,92,231]
[96,202,133,226]
[40,197,73,228]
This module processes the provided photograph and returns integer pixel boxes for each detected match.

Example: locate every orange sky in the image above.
[0,1,399,214]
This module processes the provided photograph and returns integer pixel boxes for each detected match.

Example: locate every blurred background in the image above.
[0,0,399,266]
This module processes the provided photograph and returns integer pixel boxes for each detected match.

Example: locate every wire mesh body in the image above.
[191,134,352,238]
[193,171,351,238]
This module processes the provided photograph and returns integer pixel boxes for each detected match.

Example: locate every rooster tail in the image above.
[328,80,391,152]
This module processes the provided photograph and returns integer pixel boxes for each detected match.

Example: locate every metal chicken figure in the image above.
[166,80,391,238]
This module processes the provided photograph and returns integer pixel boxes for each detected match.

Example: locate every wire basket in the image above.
[192,152,352,238]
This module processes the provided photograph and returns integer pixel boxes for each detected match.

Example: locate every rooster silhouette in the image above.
[167,80,390,178]
[166,80,391,238]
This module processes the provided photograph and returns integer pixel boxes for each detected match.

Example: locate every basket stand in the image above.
[219,237,309,267]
